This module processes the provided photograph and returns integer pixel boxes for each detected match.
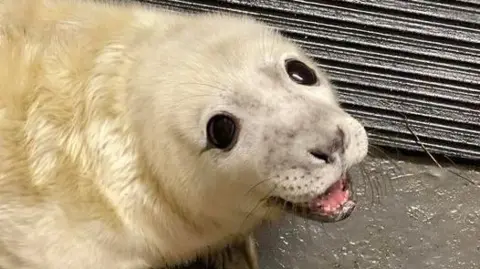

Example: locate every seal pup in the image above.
[0,0,369,268]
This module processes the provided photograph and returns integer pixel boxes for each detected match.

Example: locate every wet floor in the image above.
[255,154,480,269]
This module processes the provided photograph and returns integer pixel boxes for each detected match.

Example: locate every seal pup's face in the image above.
[131,14,368,231]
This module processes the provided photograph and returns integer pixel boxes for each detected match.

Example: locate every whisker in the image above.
[291,201,298,228]
[367,160,390,205]
[282,199,288,213]
[399,112,445,169]
[244,178,271,197]
[444,155,478,186]
[269,28,276,65]
[349,171,358,202]
[399,112,478,186]
[175,82,229,92]
[238,185,277,232]
[362,153,400,206]
[368,145,404,176]
[269,27,281,66]
[353,164,367,203]
[261,27,269,66]
[359,164,376,207]
[381,160,396,199]
[369,167,382,205]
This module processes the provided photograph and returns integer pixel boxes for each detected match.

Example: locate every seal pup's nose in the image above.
[308,126,346,164]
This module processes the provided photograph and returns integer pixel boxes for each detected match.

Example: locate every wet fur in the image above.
[0,0,368,268]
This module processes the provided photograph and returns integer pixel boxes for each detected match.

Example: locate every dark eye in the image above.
[206,114,238,150]
[285,59,318,86]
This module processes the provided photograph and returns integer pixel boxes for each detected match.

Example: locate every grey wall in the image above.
[138,0,480,162]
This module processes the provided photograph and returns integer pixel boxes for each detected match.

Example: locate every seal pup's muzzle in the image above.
[268,172,356,223]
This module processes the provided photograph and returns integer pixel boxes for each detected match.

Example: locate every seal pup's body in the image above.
[0,0,369,268]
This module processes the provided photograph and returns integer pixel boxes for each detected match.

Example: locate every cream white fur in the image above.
[0,0,368,268]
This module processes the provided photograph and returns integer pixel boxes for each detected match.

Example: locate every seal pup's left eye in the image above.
[285,59,318,86]
[206,114,239,150]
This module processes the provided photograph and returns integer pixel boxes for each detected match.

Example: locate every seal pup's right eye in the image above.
[206,114,238,150]
[284,59,318,86]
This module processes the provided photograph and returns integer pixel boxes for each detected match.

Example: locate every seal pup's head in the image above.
[129,12,368,235]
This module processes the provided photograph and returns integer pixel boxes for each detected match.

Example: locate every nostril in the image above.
[309,150,331,163]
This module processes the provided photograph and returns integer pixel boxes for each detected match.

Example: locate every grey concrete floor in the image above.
[255,153,480,269]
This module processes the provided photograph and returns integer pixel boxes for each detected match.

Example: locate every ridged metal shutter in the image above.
[138,0,480,161]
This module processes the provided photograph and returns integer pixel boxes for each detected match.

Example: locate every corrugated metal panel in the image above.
[137,0,480,161]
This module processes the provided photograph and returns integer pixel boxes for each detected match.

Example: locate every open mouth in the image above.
[268,173,356,223]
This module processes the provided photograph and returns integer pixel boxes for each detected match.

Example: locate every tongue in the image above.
[309,179,349,215]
